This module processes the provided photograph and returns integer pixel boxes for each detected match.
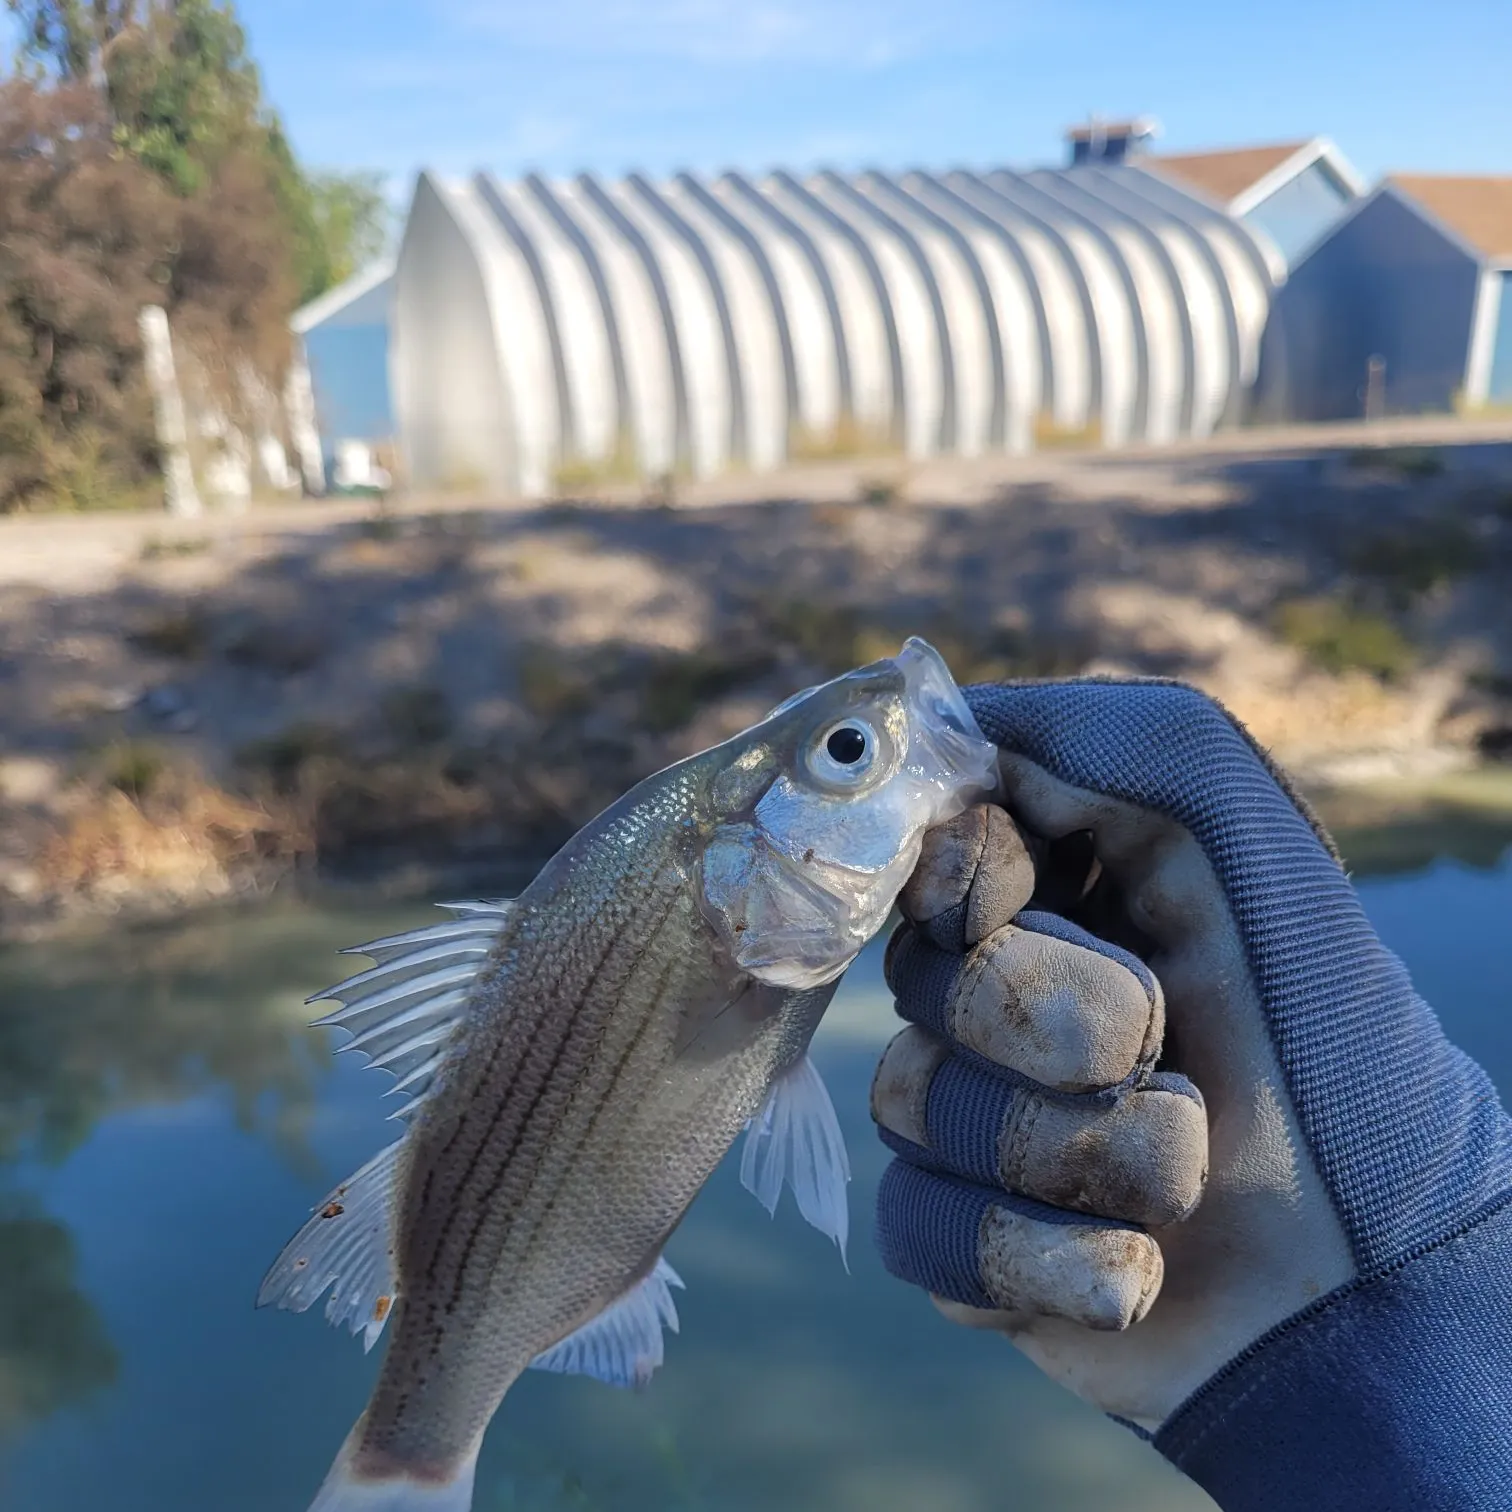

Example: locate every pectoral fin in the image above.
[741,1053,851,1265]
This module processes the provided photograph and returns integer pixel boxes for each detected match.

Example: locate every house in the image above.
[1152,138,1365,265]
[1254,176,1512,421]
[290,259,397,485]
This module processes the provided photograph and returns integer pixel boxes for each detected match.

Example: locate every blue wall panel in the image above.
[1489,272,1512,403]
[1254,192,1480,421]
[1242,160,1354,266]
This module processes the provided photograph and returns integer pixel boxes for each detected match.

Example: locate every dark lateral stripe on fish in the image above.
[360,884,692,1457]
[408,871,686,1310]
[497,923,689,1285]
[435,881,689,1304]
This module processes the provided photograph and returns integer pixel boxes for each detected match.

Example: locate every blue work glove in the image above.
[872,680,1512,1511]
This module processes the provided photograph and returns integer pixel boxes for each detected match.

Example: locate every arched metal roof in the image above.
[392,162,1283,495]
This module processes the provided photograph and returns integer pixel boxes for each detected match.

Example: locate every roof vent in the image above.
[1065,116,1159,166]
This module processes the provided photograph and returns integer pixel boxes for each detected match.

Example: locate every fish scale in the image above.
[259,638,1000,1512]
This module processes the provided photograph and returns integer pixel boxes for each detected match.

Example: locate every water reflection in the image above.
[0,825,1506,1511]
[0,1193,116,1435]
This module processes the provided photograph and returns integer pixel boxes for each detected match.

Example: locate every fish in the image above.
[258,637,999,1512]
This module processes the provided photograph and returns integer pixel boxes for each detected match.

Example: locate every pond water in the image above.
[1,825,1510,1512]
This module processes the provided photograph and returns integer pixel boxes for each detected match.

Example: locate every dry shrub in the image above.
[39,763,308,910]
[0,77,297,512]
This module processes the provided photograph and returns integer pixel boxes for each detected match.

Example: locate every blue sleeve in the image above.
[955,682,1512,1508]
[1155,1196,1512,1510]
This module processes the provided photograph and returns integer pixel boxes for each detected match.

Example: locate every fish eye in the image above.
[825,725,868,765]
[804,717,884,791]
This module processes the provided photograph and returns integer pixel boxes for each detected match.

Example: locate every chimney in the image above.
[1065,116,1159,166]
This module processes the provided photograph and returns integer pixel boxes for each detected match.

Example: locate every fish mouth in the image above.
[894,636,999,800]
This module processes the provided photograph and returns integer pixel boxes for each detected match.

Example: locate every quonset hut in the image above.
[389,129,1288,497]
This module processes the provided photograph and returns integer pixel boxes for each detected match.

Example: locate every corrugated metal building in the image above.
[390,127,1307,497]
[1254,176,1512,422]
[290,124,1372,496]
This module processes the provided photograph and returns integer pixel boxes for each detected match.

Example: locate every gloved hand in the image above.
[872,680,1512,1511]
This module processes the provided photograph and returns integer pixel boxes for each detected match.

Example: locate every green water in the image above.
[1,829,1510,1512]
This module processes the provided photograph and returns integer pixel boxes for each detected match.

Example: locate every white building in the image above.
[294,124,1371,498]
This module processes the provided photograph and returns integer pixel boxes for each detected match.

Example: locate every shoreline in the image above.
[4,425,1512,943]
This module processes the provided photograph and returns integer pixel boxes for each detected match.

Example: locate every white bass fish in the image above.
[259,637,998,1511]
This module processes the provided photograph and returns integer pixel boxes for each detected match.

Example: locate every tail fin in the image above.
[307,1436,479,1512]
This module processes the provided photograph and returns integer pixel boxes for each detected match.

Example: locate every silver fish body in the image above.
[261,639,998,1511]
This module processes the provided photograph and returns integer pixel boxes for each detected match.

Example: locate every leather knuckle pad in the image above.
[873,1030,1209,1227]
[947,920,1160,1092]
[876,1163,1163,1330]
[899,803,1036,953]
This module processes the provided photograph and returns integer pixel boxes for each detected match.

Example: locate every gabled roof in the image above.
[1156,142,1308,203]
[292,258,396,335]
[1152,137,1365,215]
[1387,175,1512,263]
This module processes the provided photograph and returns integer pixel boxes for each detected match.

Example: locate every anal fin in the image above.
[741,1052,851,1265]
[528,1258,684,1389]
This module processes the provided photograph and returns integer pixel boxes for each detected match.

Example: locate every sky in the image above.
[20,0,1512,197]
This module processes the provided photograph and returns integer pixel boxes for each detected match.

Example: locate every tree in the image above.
[0,0,390,508]
[304,170,392,296]
[6,0,390,303]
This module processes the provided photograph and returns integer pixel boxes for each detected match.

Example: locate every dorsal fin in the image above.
[257,1139,404,1351]
[308,900,512,1118]
[258,901,514,1352]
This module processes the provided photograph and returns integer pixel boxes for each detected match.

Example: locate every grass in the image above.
[1033,413,1103,451]
[515,645,600,721]
[139,535,212,561]
[96,740,168,801]
[126,606,211,660]
[380,685,452,746]
[1273,596,1416,682]
[639,648,777,733]
[753,599,1086,684]
[788,415,902,463]
[222,621,326,675]
[1344,445,1446,480]
[40,756,306,905]
[235,723,350,792]
[551,436,642,493]
[1345,517,1481,600]
[856,476,900,507]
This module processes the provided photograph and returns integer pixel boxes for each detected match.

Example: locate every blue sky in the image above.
[31,1,1512,195]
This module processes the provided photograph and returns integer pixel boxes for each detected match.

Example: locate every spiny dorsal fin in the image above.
[258,901,512,1352]
[309,900,512,1118]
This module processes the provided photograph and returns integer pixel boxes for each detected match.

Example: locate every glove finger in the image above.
[898,802,1037,953]
[875,1160,1164,1330]
[884,910,1163,1093]
[871,1026,1208,1227]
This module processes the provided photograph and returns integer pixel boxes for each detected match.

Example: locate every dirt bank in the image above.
[3,421,1512,940]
